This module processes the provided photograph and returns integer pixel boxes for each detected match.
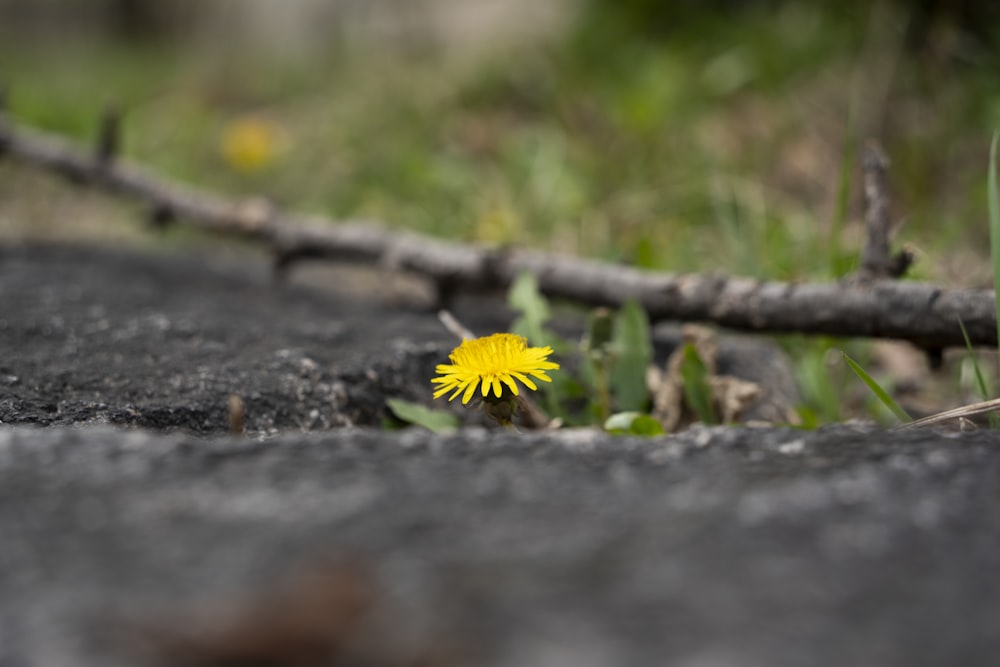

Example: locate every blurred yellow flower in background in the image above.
[474,204,522,245]
[220,116,286,173]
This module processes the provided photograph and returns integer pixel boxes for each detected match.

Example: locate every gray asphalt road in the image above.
[2,424,999,666]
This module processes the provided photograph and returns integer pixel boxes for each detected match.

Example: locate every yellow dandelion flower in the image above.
[431,333,559,405]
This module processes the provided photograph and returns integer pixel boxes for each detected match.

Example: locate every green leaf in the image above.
[794,405,821,430]
[633,235,658,269]
[582,308,616,421]
[604,411,665,436]
[610,300,652,412]
[794,342,840,423]
[841,352,911,424]
[585,308,615,351]
[679,343,718,424]
[604,411,640,432]
[958,316,999,428]
[385,398,459,434]
[959,317,991,400]
[830,103,859,278]
[507,271,576,422]
[508,271,551,346]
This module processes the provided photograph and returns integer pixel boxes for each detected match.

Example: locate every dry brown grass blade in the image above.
[893,396,1000,431]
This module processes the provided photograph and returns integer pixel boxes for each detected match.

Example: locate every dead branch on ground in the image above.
[857,142,913,279]
[0,111,995,350]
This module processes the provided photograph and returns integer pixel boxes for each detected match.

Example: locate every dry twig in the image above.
[0,115,995,349]
[857,141,913,279]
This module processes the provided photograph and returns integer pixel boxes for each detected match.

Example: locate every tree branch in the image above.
[858,141,912,279]
[0,115,995,348]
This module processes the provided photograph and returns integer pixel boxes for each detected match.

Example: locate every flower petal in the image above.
[462,378,480,404]
[509,371,537,391]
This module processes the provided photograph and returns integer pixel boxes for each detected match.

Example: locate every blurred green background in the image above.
[2,0,1000,422]
[4,0,999,279]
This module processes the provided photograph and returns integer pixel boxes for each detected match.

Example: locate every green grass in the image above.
[989,132,1000,365]
[2,5,994,274]
[2,3,1000,424]
[842,351,912,424]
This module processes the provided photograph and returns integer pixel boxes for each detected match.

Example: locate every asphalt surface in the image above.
[1,242,999,666]
[3,425,1000,667]
[0,242,457,434]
